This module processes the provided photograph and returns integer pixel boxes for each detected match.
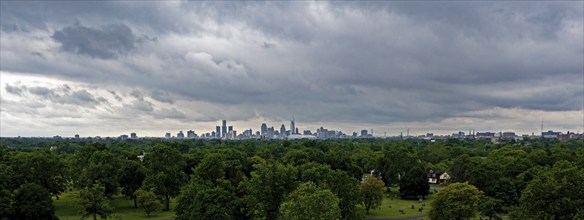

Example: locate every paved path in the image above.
[366,214,428,220]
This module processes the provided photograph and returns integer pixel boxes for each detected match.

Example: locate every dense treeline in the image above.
[0,137,582,219]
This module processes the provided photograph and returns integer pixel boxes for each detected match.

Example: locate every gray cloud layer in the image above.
[1,1,582,136]
[52,24,137,59]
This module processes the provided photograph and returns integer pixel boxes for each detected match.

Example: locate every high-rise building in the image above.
[261,123,268,135]
[216,126,221,138]
[177,131,184,139]
[280,124,286,136]
[228,126,233,133]
[187,130,196,139]
[268,127,275,138]
[290,119,295,135]
[361,129,368,137]
[222,120,227,138]
[130,133,137,139]
[165,132,171,139]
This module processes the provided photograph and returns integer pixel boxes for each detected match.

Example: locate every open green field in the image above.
[53,191,176,220]
[365,187,435,219]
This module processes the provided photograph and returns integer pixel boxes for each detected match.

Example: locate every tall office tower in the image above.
[165,132,171,139]
[222,120,227,138]
[177,131,185,139]
[228,126,233,133]
[361,129,368,137]
[261,123,268,135]
[280,124,286,136]
[187,130,196,139]
[290,119,295,135]
[211,131,216,137]
[295,128,299,134]
[216,126,221,138]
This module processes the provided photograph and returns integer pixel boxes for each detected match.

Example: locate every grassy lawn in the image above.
[54,191,176,220]
[365,187,435,219]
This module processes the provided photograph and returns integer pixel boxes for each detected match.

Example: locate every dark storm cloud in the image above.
[150,90,174,104]
[155,108,186,119]
[5,84,25,96]
[5,84,106,107]
[52,24,138,59]
[124,99,154,112]
[108,90,123,101]
[28,86,52,97]
[1,1,582,127]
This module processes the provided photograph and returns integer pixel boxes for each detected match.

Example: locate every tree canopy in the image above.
[429,182,483,220]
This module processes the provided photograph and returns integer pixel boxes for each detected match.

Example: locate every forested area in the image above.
[0,137,583,220]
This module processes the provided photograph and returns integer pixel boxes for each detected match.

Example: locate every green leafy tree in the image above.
[242,160,298,220]
[448,155,478,183]
[0,189,13,218]
[175,179,235,220]
[119,160,146,208]
[193,153,227,182]
[516,160,584,220]
[12,183,57,220]
[399,163,430,199]
[10,151,67,199]
[79,182,112,220]
[324,149,363,180]
[429,182,482,220]
[352,147,381,173]
[0,164,15,218]
[279,182,341,220]
[479,196,503,220]
[298,162,363,220]
[135,189,161,216]
[378,147,416,186]
[360,175,385,214]
[79,149,121,197]
[420,142,450,164]
[143,144,187,211]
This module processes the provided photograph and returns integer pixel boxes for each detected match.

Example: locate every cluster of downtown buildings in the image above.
[58,119,583,141]
[138,120,583,142]
[161,119,355,140]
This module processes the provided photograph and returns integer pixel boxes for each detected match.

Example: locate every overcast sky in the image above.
[1,1,583,137]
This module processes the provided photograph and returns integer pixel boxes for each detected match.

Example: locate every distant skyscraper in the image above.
[216,126,221,138]
[280,124,286,136]
[290,119,295,135]
[261,123,268,135]
[361,129,368,137]
[228,126,233,133]
[130,133,137,139]
[165,132,171,139]
[187,130,196,139]
[177,131,184,139]
[222,120,227,138]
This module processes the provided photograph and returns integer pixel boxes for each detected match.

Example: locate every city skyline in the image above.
[20,117,583,139]
[1,1,583,137]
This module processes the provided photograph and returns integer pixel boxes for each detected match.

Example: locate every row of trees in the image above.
[1,138,582,219]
